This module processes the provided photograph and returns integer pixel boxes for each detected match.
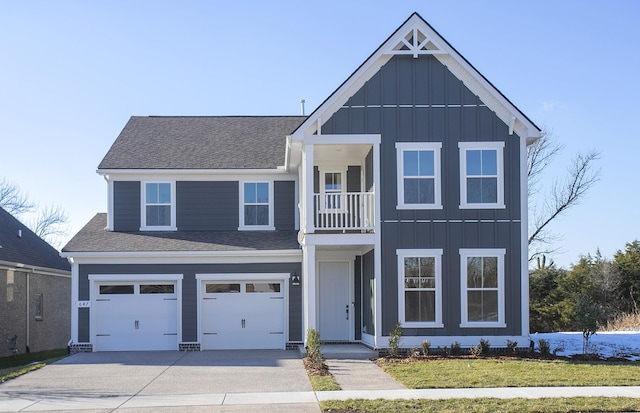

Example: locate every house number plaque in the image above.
[77,301,91,308]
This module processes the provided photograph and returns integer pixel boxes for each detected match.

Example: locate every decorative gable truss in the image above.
[390,27,447,57]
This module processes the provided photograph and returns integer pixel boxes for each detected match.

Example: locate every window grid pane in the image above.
[145,183,171,226]
[403,255,437,323]
[403,149,436,205]
[243,182,269,226]
[465,255,500,323]
[465,148,499,204]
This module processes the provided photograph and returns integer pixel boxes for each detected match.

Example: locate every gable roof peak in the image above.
[291,12,541,142]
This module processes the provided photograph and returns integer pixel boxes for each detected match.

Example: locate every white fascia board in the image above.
[60,249,303,265]
[97,169,296,181]
[290,13,541,143]
[301,233,375,247]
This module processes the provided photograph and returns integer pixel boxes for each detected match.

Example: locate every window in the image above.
[142,182,175,230]
[319,168,346,211]
[140,284,175,294]
[34,294,43,320]
[459,142,505,209]
[396,142,442,209]
[99,285,135,295]
[246,283,281,293]
[460,249,505,327]
[240,182,274,230]
[397,249,443,327]
[206,283,241,293]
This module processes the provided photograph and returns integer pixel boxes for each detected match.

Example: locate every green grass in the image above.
[309,374,341,391]
[0,348,67,369]
[320,397,640,413]
[0,349,68,383]
[380,358,640,388]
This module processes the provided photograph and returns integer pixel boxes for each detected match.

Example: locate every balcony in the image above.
[313,192,374,232]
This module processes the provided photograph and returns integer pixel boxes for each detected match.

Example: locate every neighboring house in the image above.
[0,207,71,356]
[61,13,541,352]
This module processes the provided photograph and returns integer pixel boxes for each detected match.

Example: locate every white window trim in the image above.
[239,181,275,231]
[318,166,347,212]
[396,142,442,210]
[397,248,444,328]
[140,181,177,231]
[459,248,506,328]
[458,142,505,209]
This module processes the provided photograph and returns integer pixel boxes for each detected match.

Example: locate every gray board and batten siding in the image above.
[77,263,303,344]
[322,54,523,336]
[113,180,297,231]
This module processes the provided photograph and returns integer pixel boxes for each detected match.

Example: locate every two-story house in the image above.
[62,12,541,352]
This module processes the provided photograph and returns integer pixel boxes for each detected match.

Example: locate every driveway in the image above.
[0,350,320,412]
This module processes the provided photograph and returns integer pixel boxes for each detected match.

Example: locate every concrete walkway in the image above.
[2,386,640,411]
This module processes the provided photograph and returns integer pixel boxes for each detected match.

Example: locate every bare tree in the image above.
[527,131,601,261]
[0,178,35,215]
[30,204,69,243]
[0,179,69,248]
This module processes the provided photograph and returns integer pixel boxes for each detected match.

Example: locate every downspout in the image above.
[25,268,30,353]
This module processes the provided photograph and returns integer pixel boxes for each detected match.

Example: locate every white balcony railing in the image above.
[313,192,374,231]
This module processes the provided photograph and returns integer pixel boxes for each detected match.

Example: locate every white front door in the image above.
[319,261,350,341]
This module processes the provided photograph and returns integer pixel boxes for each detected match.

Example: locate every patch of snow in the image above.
[531,331,640,361]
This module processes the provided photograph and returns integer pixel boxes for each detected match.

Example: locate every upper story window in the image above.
[142,182,176,230]
[397,249,443,328]
[319,168,346,211]
[459,142,505,209]
[240,181,274,230]
[396,142,442,209]
[460,248,506,328]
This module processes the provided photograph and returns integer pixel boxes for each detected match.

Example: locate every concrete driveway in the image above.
[0,350,320,412]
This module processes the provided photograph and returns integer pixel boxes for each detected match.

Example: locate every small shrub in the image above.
[472,339,490,357]
[409,347,420,358]
[450,341,461,356]
[306,328,323,370]
[538,339,550,356]
[421,340,431,356]
[438,346,450,356]
[506,340,518,355]
[388,322,403,357]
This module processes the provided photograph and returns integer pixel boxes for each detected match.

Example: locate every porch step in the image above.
[299,344,378,360]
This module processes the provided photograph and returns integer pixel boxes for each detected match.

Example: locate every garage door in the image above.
[201,280,285,350]
[93,281,178,351]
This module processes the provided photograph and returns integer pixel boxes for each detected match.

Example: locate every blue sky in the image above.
[1,1,638,268]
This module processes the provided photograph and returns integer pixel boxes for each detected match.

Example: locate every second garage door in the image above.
[201,280,285,350]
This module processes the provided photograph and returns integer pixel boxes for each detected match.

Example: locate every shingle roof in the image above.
[98,116,307,170]
[0,207,70,271]
[62,214,301,253]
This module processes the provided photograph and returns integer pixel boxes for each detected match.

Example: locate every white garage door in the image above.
[93,281,178,351]
[201,280,285,350]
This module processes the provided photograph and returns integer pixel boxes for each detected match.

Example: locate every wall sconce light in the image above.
[291,272,301,286]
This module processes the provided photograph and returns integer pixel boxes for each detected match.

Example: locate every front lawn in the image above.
[320,397,640,413]
[378,357,640,388]
[0,349,67,383]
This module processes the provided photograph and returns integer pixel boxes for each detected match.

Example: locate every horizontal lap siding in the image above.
[274,181,295,230]
[113,181,141,231]
[322,54,523,337]
[77,263,303,343]
[177,181,238,231]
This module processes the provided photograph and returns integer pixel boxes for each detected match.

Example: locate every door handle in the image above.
[135,320,139,330]
[346,305,349,320]
[241,319,246,328]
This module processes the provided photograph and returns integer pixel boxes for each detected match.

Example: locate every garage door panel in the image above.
[201,280,285,350]
[93,281,178,352]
